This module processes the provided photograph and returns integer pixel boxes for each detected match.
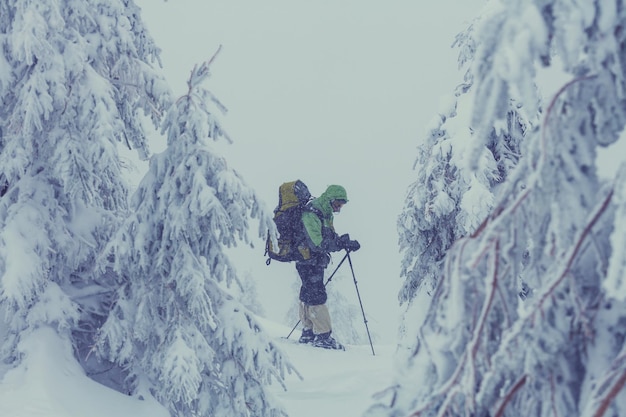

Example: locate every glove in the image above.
[346,239,360,252]
[339,234,351,247]
[338,234,360,252]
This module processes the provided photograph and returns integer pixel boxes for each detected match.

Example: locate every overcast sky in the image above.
[135,0,485,340]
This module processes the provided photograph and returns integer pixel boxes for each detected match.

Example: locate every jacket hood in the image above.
[312,185,348,217]
[323,185,348,202]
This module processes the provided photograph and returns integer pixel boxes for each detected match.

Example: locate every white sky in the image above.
[135,0,485,340]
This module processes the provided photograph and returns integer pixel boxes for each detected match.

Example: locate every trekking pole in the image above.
[285,252,350,339]
[347,250,375,356]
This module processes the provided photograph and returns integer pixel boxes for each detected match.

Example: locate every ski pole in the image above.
[347,251,375,356]
[285,252,350,339]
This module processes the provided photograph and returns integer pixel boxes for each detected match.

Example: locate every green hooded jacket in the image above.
[301,185,348,249]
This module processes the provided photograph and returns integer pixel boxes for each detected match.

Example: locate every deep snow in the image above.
[261,317,396,417]
[0,318,396,417]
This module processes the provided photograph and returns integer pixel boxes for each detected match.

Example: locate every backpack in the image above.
[265,180,313,264]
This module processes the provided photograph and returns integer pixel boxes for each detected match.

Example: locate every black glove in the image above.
[339,234,360,252]
[346,239,360,252]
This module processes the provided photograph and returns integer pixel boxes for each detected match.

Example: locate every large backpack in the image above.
[265,180,313,264]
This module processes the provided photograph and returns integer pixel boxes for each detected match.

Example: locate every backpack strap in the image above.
[306,204,324,221]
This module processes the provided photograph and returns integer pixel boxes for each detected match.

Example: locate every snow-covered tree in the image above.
[368,1,626,416]
[96,55,295,417]
[396,19,539,304]
[236,269,266,317]
[0,0,169,372]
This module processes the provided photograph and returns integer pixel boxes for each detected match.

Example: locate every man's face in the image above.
[331,199,346,213]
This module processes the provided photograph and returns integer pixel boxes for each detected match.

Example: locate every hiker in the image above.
[296,184,360,350]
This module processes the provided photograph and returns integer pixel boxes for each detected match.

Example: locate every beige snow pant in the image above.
[299,302,332,335]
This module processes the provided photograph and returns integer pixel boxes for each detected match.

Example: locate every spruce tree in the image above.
[397,21,538,305]
[369,1,626,416]
[0,0,169,370]
[97,55,294,417]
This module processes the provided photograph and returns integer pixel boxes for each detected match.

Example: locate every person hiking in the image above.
[296,184,360,350]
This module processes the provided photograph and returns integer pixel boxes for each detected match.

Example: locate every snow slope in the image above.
[260,317,396,417]
[0,327,168,417]
[0,319,395,417]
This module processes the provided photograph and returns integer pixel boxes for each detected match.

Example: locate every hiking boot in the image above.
[298,328,314,344]
[312,332,345,350]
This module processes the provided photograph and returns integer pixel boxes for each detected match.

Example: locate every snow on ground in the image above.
[0,327,168,417]
[258,317,396,417]
[0,319,397,417]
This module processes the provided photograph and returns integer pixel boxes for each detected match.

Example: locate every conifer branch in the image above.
[550,373,560,417]
[492,374,528,417]
[539,74,597,170]
[532,188,613,314]
[592,367,626,417]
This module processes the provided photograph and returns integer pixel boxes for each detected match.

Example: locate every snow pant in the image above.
[296,256,332,334]
[299,302,332,335]
[296,256,329,305]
